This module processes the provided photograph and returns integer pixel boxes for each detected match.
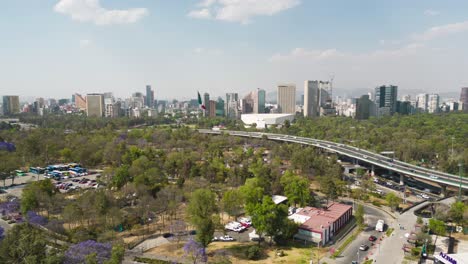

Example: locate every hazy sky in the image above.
[1,0,468,100]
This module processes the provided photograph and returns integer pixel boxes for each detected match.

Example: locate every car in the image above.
[359,244,369,251]
[212,237,219,241]
[162,233,173,238]
[429,175,438,179]
[421,194,430,199]
[219,235,234,241]
[352,261,358,264]
[368,235,377,242]
[72,179,80,182]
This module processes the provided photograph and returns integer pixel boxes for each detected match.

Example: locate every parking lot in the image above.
[0,171,102,197]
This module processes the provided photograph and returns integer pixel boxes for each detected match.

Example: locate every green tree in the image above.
[249,196,293,245]
[221,189,244,219]
[355,204,365,228]
[104,244,125,264]
[385,192,401,211]
[20,179,57,215]
[428,218,446,247]
[318,176,339,203]
[449,201,466,225]
[280,171,310,207]
[0,223,56,264]
[186,189,217,248]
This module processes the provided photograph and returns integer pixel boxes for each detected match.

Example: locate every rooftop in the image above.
[272,195,288,205]
[291,203,352,232]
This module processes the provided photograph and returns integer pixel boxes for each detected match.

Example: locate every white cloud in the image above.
[414,20,468,41]
[188,0,300,24]
[54,0,148,25]
[424,9,439,16]
[188,8,212,19]
[79,39,92,47]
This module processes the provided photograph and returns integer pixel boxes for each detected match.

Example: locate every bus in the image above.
[29,167,45,174]
[15,170,26,176]
[67,163,82,168]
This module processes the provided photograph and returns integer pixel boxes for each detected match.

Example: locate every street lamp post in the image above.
[459,162,464,201]
[357,250,360,263]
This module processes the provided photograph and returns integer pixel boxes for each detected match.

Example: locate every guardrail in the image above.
[199,129,468,190]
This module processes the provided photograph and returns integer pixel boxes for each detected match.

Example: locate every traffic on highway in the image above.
[199,129,468,190]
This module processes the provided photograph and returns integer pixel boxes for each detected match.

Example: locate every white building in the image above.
[427,93,440,113]
[241,113,295,129]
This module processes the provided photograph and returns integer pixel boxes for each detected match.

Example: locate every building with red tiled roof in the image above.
[289,202,352,245]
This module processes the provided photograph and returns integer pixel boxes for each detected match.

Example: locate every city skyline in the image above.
[1,1,468,99]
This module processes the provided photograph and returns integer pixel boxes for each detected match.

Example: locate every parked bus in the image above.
[29,167,45,174]
[15,170,26,176]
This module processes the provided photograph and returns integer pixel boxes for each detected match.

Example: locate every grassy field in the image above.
[145,241,327,263]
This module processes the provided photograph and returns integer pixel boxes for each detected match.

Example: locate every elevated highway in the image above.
[199,129,468,191]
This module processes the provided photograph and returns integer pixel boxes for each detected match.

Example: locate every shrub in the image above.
[411,247,421,256]
[372,200,381,207]
[246,245,261,260]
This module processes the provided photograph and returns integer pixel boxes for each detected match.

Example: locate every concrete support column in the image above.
[440,185,447,197]
[371,165,375,176]
[400,174,404,186]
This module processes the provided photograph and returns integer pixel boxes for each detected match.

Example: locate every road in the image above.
[199,130,468,190]
[330,201,394,264]
[371,201,429,264]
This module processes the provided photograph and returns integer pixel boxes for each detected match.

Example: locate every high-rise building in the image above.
[216,97,225,117]
[374,85,398,117]
[225,93,239,119]
[209,100,216,117]
[146,85,154,108]
[86,94,104,117]
[427,94,440,113]
[203,93,210,117]
[304,81,320,117]
[131,92,145,109]
[355,94,373,120]
[304,81,334,117]
[460,87,468,112]
[277,84,296,114]
[416,93,428,113]
[74,93,87,110]
[254,89,266,114]
[2,96,20,115]
[396,101,412,115]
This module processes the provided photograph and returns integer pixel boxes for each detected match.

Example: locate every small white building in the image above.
[241,113,295,129]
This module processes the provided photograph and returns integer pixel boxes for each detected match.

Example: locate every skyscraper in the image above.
[460,87,468,112]
[355,94,373,120]
[304,81,320,117]
[374,85,398,117]
[74,93,87,110]
[255,89,266,114]
[209,100,216,117]
[216,97,225,117]
[86,94,104,117]
[277,84,296,114]
[225,93,239,119]
[427,94,440,113]
[416,93,428,113]
[146,85,154,108]
[2,96,20,115]
[203,93,210,117]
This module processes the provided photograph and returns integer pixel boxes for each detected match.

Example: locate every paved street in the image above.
[332,202,394,264]
[372,201,429,264]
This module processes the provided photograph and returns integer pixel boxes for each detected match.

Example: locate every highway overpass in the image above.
[199,129,468,191]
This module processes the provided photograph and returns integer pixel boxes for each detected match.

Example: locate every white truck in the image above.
[375,219,385,232]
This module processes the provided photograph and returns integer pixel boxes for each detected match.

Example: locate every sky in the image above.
[1,0,468,100]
